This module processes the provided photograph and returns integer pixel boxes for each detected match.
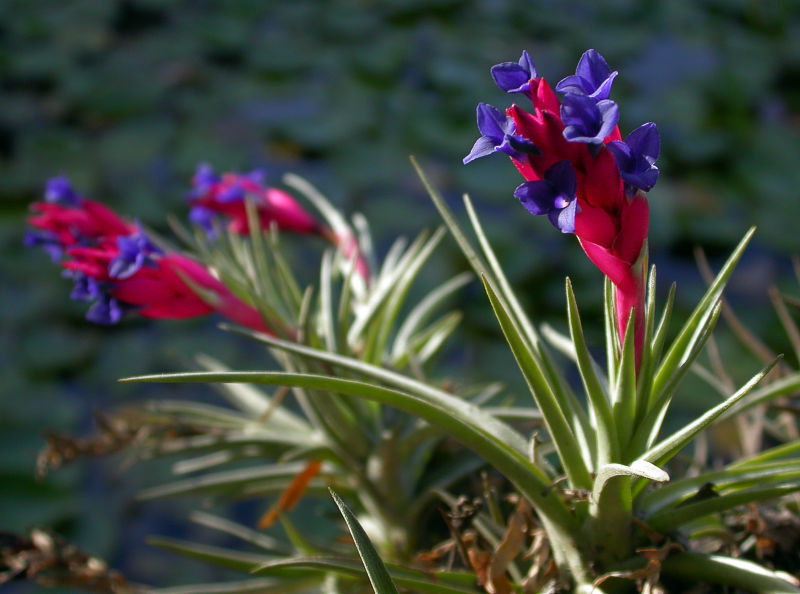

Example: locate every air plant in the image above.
[25,49,800,593]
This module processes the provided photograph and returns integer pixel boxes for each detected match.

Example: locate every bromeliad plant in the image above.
[25,49,800,593]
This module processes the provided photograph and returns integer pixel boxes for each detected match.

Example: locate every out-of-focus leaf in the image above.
[254,555,479,593]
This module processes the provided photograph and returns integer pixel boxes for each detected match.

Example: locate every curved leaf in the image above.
[660,552,800,592]
[254,555,479,593]
[122,370,576,530]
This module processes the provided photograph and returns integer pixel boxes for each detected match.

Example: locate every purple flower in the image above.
[463,103,538,164]
[607,123,660,191]
[193,163,220,191]
[86,294,124,325]
[217,184,245,203]
[513,160,578,233]
[24,229,63,262]
[63,269,123,324]
[491,50,537,94]
[108,226,162,280]
[44,176,80,206]
[68,272,103,302]
[188,163,221,201]
[555,49,618,101]
[560,95,619,145]
[189,205,217,237]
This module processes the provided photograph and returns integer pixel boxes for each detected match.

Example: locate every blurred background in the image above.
[5,0,800,590]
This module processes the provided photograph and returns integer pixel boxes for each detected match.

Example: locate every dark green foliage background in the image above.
[4,0,800,589]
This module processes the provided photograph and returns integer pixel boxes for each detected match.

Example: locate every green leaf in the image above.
[629,300,723,455]
[149,578,311,594]
[639,461,800,515]
[391,272,473,364]
[194,354,310,430]
[640,357,779,468]
[463,195,594,470]
[587,460,668,565]
[731,439,800,468]
[648,228,755,413]
[661,552,800,594]
[329,489,400,594]
[346,230,429,348]
[370,227,448,363]
[410,157,486,279]
[565,279,617,466]
[482,275,592,490]
[592,460,669,506]
[395,311,462,369]
[634,265,658,415]
[137,461,326,501]
[719,370,800,421]
[122,369,576,531]
[604,278,619,381]
[462,193,542,351]
[612,310,637,456]
[253,556,479,593]
[318,249,337,353]
[660,552,800,593]
[190,511,292,555]
[148,536,271,573]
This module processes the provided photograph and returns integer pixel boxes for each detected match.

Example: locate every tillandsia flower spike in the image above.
[186,163,372,281]
[187,164,323,237]
[466,48,660,367]
[27,177,271,332]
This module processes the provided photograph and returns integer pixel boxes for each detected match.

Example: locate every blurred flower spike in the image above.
[187,163,370,281]
[187,164,322,237]
[26,178,270,332]
[465,49,660,366]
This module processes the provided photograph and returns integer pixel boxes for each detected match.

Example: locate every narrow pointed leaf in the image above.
[391,272,473,362]
[463,195,593,461]
[566,279,617,465]
[629,300,723,454]
[613,310,637,455]
[195,354,309,430]
[641,357,779,467]
[136,462,324,501]
[651,228,755,404]
[410,156,487,278]
[719,370,800,421]
[731,439,800,468]
[482,275,592,489]
[329,489,400,594]
[371,227,447,362]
